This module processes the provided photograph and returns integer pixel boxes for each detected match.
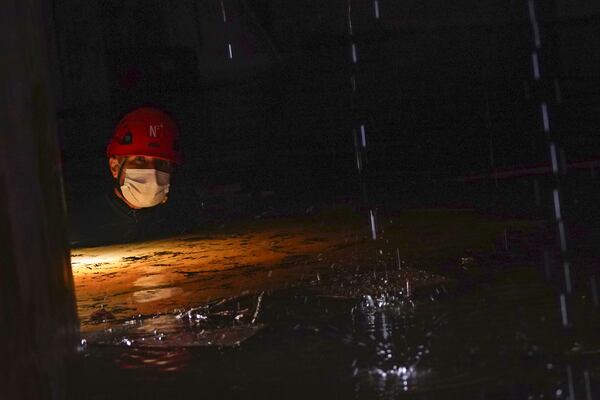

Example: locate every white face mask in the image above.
[120,169,170,208]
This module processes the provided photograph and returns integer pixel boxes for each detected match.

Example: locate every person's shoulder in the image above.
[68,191,138,247]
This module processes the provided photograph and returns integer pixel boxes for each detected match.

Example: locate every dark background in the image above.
[50,0,600,213]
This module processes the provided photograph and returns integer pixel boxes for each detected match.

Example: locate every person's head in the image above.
[106,106,182,209]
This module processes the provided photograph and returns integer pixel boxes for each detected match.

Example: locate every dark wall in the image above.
[56,1,600,201]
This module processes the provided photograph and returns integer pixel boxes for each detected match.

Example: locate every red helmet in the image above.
[107,106,182,164]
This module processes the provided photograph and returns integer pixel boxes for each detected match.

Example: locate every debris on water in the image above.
[82,293,267,348]
[89,307,116,323]
[569,342,582,353]
[460,256,475,267]
[251,291,264,324]
[77,338,88,352]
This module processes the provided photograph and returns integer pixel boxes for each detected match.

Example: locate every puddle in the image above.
[71,209,600,399]
[77,264,600,399]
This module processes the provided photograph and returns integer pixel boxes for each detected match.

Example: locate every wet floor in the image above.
[71,207,600,399]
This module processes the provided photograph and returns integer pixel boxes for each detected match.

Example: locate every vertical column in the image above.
[0,0,79,398]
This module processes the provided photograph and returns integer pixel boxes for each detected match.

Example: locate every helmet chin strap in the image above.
[114,158,127,195]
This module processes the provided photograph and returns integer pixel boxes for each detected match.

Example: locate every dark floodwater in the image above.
[74,260,600,400]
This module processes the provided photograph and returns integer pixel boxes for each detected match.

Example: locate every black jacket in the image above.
[68,188,201,248]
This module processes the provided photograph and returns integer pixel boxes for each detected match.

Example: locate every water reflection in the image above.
[133,287,184,303]
[115,348,192,373]
[346,269,573,398]
[71,222,356,327]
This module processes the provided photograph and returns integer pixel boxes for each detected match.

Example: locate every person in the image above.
[69,105,188,247]
[107,105,181,209]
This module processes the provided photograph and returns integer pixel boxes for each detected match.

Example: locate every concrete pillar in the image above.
[0,0,79,399]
